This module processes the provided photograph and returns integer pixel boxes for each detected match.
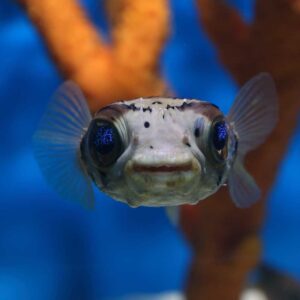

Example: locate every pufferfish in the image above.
[33,73,278,209]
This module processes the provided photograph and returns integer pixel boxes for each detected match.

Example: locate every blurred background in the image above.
[0,0,299,299]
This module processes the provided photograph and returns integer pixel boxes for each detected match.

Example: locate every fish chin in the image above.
[123,160,202,206]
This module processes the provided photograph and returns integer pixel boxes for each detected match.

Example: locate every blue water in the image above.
[0,0,299,299]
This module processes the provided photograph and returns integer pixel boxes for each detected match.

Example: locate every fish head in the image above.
[81,98,237,207]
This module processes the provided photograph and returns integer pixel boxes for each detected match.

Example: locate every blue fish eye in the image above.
[213,121,228,150]
[88,120,123,167]
[94,124,115,154]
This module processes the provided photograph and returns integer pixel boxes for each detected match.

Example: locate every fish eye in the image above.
[213,121,227,150]
[210,118,228,161]
[88,120,124,167]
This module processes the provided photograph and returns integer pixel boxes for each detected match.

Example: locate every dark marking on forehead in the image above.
[178,101,196,110]
[163,101,196,111]
[121,103,141,111]
[166,104,176,110]
[119,102,153,113]
[158,100,221,120]
[142,106,152,113]
[102,99,222,122]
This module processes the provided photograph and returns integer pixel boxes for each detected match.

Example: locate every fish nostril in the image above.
[182,136,191,147]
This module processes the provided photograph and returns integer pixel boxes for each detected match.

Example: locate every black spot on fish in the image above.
[178,102,195,110]
[150,145,154,149]
[121,103,141,111]
[152,101,162,105]
[194,127,200,138]
[160,101,197,112]
[143,107,152,113]
[166,104,176,110]
[144,121,150,128]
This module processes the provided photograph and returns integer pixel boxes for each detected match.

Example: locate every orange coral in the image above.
[19,0,169,112]
[181,0,300,299]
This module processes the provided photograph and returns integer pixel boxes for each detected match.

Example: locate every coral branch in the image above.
[111,0,169,98]
[19,0,169,112]
[197,0,250,52]
[182,0,300,299]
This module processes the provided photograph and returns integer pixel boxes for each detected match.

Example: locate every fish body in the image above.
[33,73,278,208]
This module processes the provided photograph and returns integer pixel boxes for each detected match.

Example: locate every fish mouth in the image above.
[124,159,201,206]
[132,162,193,173]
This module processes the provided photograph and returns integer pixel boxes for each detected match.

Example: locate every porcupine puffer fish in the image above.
[33,73,278,208]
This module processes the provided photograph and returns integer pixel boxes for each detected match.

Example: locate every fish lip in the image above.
[131,162,194,173]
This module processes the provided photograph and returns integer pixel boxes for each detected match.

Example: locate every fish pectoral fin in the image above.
[227,73,278,155]
[228,158,261,208]
[33,81,95,208]
[226,73,277,208]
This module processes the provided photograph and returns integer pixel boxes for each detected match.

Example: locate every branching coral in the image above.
[19,0,169,112]
[181,0,300,299]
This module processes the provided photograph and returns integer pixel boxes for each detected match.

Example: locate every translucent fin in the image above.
[165,206,180,226]
[228,158,261,208]
[33,81,95,208]
[227,73,277,207]
[228,73,278,154]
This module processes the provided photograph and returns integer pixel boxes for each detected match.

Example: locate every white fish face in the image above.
[81,98,237,207]
[33,73,277,208]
